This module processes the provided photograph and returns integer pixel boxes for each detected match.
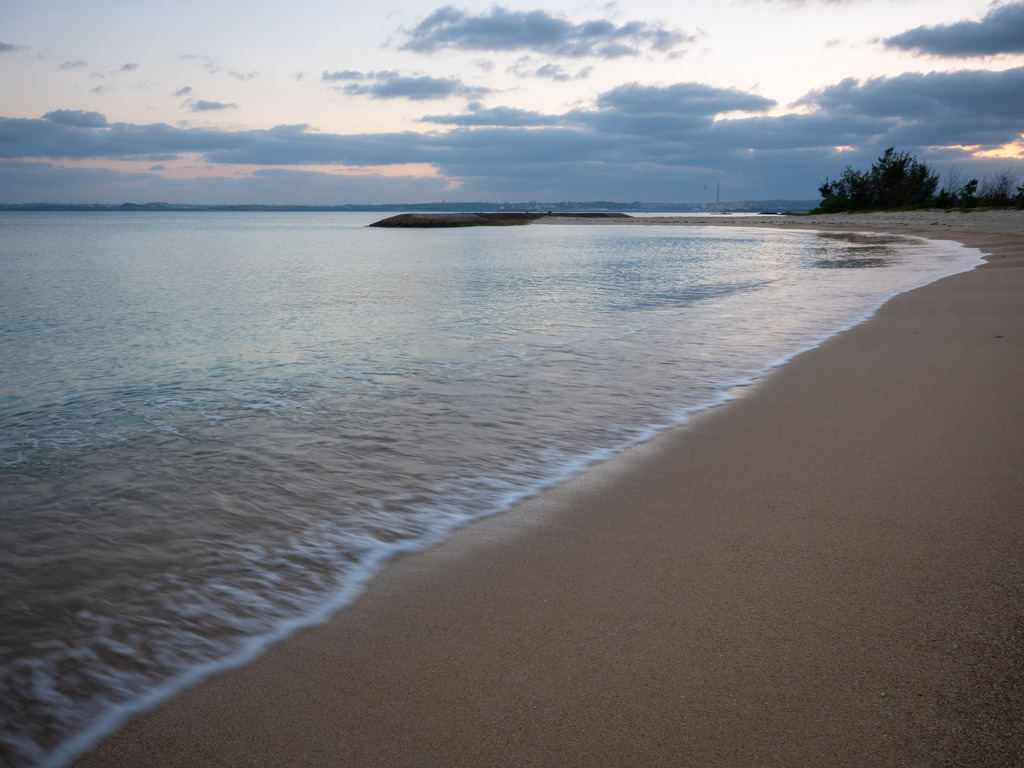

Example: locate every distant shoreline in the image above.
[0,200,816,214]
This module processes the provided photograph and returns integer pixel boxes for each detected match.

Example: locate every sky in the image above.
[1,0,1023,204]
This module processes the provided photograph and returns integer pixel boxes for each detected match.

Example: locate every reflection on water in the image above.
[809,232,913,269]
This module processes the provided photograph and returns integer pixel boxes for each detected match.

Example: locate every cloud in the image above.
[398,5,694,58]
[581,82,777,136]
[174,86,193,97]
[507,58,592,80]
[757,0,868,4]
[596,82,776,116]
[321,70,491,100]
[884,1,1024,57]
[0,116,234,161]
[0,160,456,205]
[792,67,1024,146]
[120,63,139,72]
[188,100,238,112]
[421,105,564,126]
[182,55,258,80]
[182,54,223,74]
[533,63,571,81]
[1,41,24,52]
[59,60,88,70]
[43,109,109,128]
[321,70,369,81]
[0,160,157,202]
[3,67,1021,201]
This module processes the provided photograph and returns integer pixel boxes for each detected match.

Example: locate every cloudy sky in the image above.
[2,0,1022,204]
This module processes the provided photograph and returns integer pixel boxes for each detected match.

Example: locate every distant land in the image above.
[0,199,819,214]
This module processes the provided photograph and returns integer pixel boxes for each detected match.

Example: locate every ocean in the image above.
[0,211,982,767]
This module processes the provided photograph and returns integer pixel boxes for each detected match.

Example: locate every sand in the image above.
[74,210,1024,767]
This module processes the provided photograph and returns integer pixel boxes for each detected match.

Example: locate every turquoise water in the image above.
[0,212,981,767]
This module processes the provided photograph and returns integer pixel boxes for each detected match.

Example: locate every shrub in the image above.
[814,149,1022,212]
[978,168,1022,207]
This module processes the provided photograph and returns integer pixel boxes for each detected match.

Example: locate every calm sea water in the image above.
[0,212,981,767]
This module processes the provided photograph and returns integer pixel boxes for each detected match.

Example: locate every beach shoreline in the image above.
[74,210,1023,767]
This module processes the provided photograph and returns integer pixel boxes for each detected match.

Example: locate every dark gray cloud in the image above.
[59,60,88,70]
[120,63,139,72]
[399,5,694,58]
[885,1,1024,57]
[322,70,490,100]
[578,82,777,137]
[596,82,776,117]
[0,116,238,160]
[1,41,22,52]
[794,68,1024,121]
[700,111,891,151]
[174,86,193,97]
[43,109,109,128]
[4,67,1021,202]
[189,100,237,112]
[792,67,1024,147]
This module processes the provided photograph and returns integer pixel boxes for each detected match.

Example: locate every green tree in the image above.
[816,148,940,212]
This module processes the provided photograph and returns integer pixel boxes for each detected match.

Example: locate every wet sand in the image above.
[75,210,1024,767]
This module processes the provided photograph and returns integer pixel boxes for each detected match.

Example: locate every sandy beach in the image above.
[75,210,1023,767]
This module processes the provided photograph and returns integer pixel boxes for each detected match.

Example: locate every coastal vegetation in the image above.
[814,147,1023,213]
